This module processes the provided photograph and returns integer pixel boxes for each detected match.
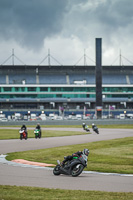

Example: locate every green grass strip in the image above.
[0,124,133,140]
[6,137,133,174]
[0,185,133,200]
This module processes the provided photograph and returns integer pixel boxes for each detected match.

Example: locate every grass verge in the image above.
[0,129,87,140]
[6,137,133,174]
[0,185,133,200]
[0,124,133,140]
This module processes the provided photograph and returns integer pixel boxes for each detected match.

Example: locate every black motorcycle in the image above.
[92,126,99,134]
[53,154,88,177]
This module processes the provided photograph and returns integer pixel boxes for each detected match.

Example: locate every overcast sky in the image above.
[0,0,133,66]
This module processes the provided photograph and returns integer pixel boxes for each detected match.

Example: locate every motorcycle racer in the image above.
[61,149,89,166]
[35,123,41,137]
[92,123,99,134]
[21,124,28,137]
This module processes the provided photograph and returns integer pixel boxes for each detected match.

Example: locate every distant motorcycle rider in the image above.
[21,124,28,137]
[92,123,97,131]
[36,123,41,137]
[92,123,99,134]
[82,123,90,132]
[82,123,86,130]
[61,149,89,166]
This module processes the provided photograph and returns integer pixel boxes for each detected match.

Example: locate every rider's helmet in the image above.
[83,149,89,156]
[22,124,26,128]
[92,123,95,126]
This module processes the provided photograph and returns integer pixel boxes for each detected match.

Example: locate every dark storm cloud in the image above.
[92,0,133,28]
[61,0,133,46]
[0,0,68,49]
[0,0,133,53]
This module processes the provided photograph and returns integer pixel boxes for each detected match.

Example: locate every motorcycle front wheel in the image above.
[25,134,28,140]
[53,165,61,175]
[35,135,37,139]
[71,164,84,177]
[20,134,22,140]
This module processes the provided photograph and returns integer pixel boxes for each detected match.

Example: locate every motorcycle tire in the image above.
[86,129,90,132]
[53,165,61,175]
[20,134,22,140]
[25,134,28,140]
[71,164,84,177]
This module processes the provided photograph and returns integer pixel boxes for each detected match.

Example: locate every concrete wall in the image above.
[0,119,133,126]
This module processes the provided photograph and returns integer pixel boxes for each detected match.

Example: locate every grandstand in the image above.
[0,64,133,112]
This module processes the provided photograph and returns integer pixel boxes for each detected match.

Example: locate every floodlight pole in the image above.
[12,49,14,65]
[84,49,87,66]
[48,49,51,66]
[119,49,122,66]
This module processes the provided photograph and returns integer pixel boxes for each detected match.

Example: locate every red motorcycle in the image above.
[19,129,27,140]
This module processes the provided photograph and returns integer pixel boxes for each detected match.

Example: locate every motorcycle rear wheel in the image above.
[71,164,84,177]
[53,165,61,175]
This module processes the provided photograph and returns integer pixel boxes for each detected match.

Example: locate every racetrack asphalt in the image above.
[0,127,133,192]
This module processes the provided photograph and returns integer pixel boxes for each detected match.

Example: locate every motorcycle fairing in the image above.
[59,157,87,175]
